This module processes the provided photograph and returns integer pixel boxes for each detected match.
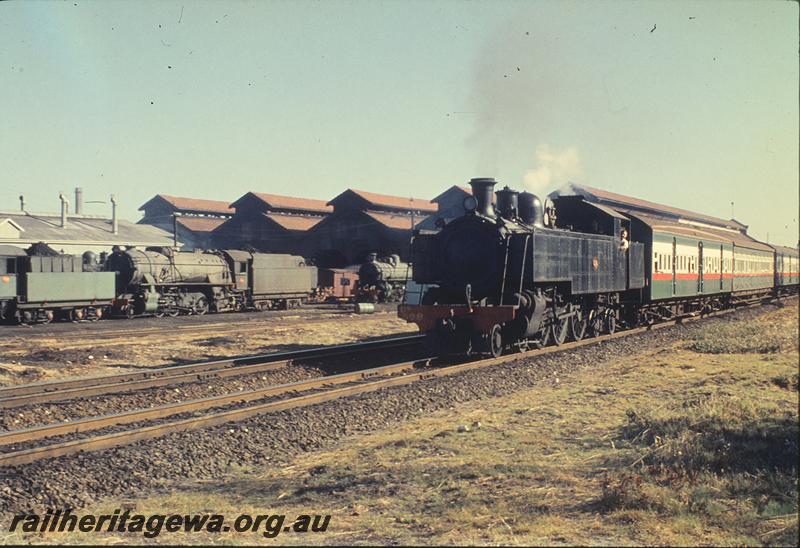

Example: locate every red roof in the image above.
[142,194,234,215]
[329,189,437,213]
[564,184,744,231]
[263,212,323,231]
[364,211,417,230]
[175,216,228,233]
[236,192,332,214]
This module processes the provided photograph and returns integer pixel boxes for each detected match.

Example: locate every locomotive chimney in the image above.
[59,192,69,228]
[519,192,544,227]
[19,195,25,212]
[110,194,118,234]
[469,178,497,218]
[495,186,519,220]
[74,187,83,215]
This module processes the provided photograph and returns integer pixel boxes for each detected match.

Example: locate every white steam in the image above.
[522,144,582,194]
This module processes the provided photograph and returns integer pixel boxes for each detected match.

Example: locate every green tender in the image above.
[24,272,116,304]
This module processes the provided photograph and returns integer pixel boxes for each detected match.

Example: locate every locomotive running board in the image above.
[398,304,517,332]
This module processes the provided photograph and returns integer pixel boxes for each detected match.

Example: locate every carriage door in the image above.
[697,242,704,293]
[671,237,677,296]
[719,244,724,291]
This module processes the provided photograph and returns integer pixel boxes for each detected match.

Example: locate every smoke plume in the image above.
[522,144,582,194]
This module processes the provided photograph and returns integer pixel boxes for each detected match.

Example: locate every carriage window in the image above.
[239,262,247,273]
[5,259,15,274]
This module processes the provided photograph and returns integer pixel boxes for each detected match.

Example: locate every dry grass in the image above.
[684,305,799,354]
[5,300,797,545]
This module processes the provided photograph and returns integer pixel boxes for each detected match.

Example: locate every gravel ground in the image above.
[0,342,424,432]
[0,304,785,514]
[0,365,323,432]
[0,308,410,385]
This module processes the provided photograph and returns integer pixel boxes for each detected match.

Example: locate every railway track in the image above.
[0,308,396,348]
[0,299,781,468]
[0,334,424,408]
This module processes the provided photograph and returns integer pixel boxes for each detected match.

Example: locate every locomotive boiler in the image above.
[106,247,236,316]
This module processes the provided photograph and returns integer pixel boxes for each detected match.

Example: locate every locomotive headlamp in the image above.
[463,195,478,213]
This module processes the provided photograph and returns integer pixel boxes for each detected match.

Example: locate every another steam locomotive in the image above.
[0,245,318,323]
[107,247,317,317]
[398,178,798,357]
[356,253,410,303]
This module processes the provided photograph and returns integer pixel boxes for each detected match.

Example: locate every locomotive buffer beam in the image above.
[398,304,517,332]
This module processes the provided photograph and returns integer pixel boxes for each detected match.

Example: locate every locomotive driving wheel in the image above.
[604,310,616,334]
[588,309,603,337]
[551,306,570,346]
[487,324,503,358]
[194,297,209,315]
[570,308,587,341]
[534,323,552,349]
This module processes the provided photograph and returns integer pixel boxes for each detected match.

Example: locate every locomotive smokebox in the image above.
[496,186,519,220]
[519,191,544,227]
[469,178,497,218]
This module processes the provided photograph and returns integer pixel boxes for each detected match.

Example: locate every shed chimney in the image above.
[110,195,118,234]
[59,192,69,228]
[74,187,83,215]
[19,195,25,212]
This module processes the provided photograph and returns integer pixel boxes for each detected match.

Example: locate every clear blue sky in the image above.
[1,0,797,245]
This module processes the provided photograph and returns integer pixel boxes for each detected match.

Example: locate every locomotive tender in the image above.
[398,178,798,357]
[0,245,115,323]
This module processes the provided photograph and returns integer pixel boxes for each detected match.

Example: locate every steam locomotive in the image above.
[398,178,798,357]
[0,245,318,323]
[356,253,410,303]
[107,247,317,317]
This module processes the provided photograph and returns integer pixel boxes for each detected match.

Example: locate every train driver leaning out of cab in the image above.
[620,228,630,251]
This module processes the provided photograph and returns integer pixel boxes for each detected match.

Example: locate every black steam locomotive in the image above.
[356,253,410,303]
[107,247,317,317]
[398,178,798,357]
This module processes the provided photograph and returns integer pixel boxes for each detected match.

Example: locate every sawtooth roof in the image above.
[263,212,324,231]
[232,192,332,214]
[364,211,417,230]
[139,195,234,215]
[176,216,228,233]
[329,189,437,213]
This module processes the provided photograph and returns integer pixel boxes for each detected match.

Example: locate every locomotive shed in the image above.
[0,297,791,515]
